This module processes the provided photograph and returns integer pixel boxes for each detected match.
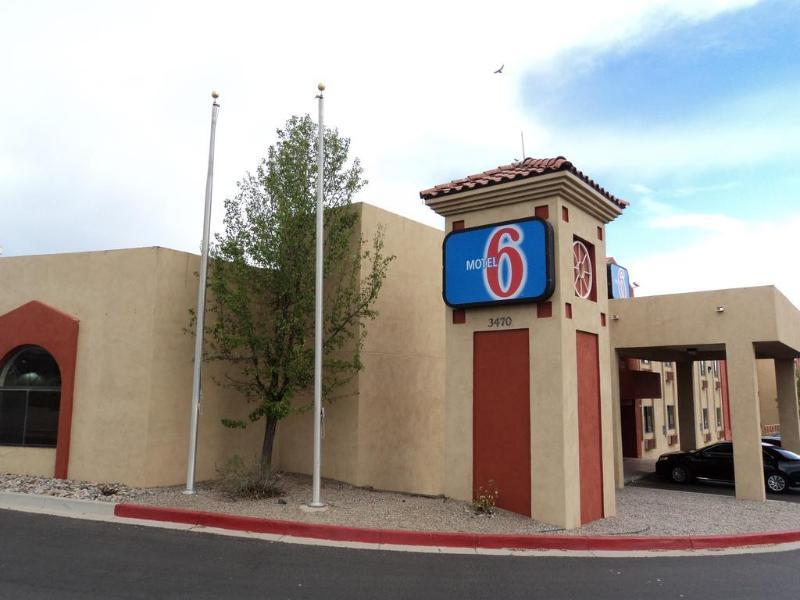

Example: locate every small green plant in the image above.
[472,480,500,515]
[215,455,284,500]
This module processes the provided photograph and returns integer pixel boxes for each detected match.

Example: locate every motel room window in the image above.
[716,406,723,429]
[702,408,709,431]
[698,360,707,376]
[0,346,61,447]
[643,406,654,434]
[666,405,676,430]
[712,361,720,377]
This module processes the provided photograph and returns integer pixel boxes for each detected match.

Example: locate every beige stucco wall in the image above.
[142,248,264,486]
[275,203,446,495]
[0,204,446,491]
[0,248,262,486]
[0,249,161,484]
[0,447,55,476]
[756,359,779,428]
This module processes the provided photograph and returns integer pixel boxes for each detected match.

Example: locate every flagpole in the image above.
[184,90,220,494]
[309,83,326,508]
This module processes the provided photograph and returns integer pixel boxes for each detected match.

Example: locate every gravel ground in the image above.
[3,471,799,535]
[139,472,800,536]
[0,473,147,502]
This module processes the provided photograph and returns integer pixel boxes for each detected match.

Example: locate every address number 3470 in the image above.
[487,317,513,328]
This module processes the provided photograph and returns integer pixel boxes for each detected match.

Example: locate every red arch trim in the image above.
[0,301,79,478]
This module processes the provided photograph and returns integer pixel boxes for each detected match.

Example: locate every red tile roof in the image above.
[419,156,628,208]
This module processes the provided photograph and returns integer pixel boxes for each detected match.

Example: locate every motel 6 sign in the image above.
[443,217,555,308]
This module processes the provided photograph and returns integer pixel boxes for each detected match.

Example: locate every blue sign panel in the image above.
[443,217,554,308]
[607,262,631,299]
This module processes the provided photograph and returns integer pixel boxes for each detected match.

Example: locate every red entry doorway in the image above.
[620,398,642,458]
[577,331,604,524]
[473,329,531,517]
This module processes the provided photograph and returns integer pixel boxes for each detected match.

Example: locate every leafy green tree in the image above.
[204,114,393,472]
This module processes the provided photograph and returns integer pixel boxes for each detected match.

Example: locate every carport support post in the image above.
[726,342,765,501]
[676,362,698,451]
[775,359,800,454]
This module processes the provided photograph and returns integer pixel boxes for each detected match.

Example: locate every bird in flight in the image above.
[494,64,504,74]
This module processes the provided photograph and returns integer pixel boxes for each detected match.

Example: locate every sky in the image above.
[2,0,799,303]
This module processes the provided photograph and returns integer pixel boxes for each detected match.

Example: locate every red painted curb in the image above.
[114,503,800,552]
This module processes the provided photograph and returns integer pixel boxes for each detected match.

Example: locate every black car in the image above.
[762,435,782,447]
[655,441,800,493]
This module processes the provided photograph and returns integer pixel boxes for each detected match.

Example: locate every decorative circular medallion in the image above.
[573,240,593,299]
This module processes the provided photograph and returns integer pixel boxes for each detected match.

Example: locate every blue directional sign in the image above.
[443,217,554,308]
[607,262,632,299]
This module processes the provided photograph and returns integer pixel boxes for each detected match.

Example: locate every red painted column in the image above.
[473,329,531,516]
[577,331,604,524]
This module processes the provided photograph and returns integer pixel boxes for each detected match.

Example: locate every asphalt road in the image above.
[631,474,800,503]
[1,509,799,600]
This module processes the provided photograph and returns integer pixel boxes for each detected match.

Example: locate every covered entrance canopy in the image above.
[609,286,800,501]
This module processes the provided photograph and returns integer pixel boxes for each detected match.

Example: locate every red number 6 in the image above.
[484,226,526,299]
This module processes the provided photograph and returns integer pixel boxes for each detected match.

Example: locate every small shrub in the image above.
[472,480,500,516]
[216,455,284,500]
[97,483,120,496]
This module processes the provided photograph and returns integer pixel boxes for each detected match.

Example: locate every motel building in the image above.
[2,157,800,529]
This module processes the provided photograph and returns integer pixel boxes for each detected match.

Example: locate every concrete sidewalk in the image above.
[623,458,658,484]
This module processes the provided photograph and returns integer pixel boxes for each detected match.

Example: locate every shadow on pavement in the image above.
[628,473,800,503]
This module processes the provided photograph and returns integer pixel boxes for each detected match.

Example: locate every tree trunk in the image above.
[261,417,278,476]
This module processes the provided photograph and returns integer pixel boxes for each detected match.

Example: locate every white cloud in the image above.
[0,0,763,254]
[555,83,800,180]
[629,213,800,306]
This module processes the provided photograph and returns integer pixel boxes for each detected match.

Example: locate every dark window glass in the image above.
[643,406,654,434]
[666,405,676,429]
[1,347,61,387]
[25,391,60,446]
[0,346,61,448]
[707,443,733,456]
[716,407,722,428]
[702,408,709,430]
[0,391,26,444]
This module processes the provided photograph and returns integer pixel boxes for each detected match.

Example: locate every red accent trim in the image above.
[562,206,569,222]
[452,220,465,231]
[565,303,572,319]
[600,312,606,327]
[534,205,549,220]
[113,503,800,551]
[577,331,604,524]
[452,309,466,324]
[536,302,552,318]
[597,226,603,241]
[0,301,79,478]
[473,329,531,517]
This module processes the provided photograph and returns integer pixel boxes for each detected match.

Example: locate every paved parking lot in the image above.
[630,474,800,504]
[2,510,800,600]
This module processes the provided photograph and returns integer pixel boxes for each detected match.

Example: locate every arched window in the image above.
[0,346,61,447]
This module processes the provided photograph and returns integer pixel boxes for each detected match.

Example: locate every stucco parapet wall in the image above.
[424,171,623,223]
[609,286,800,357]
